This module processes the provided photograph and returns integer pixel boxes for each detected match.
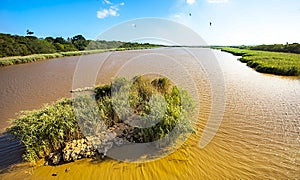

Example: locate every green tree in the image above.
[45,37,55,43]
[71,35,88,50]
[54,37,67,44]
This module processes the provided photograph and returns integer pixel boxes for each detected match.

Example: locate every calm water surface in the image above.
[0,48,299,179]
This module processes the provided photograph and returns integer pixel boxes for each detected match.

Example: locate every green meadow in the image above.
[221,47,300,76]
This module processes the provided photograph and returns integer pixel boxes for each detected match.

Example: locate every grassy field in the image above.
[221,47,300,76]
[0,47,157,67]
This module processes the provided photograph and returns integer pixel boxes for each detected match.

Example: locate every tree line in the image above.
[0,33,161,58]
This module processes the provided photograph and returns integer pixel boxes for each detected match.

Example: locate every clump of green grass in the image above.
[7,98,81,161]
[221,47,300,76]
[100,76,194,143]
[0,53,63,66]
[7,76,195,162]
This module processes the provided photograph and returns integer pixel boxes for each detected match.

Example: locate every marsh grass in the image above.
[221,48,300,76]
[0,47,156,67]
[7,76,195,162]
[0,49,113,67]
[7,98,81,161]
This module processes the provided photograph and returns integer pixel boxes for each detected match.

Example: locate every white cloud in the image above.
[97,9,109,19]
[174,14,182,18]
[103,0,113,5]
[207,0,228,3]
[97,1,125,19]
[97,6,118,19]
[186,0,196,5]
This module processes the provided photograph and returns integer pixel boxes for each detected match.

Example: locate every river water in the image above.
[0,48,299,179]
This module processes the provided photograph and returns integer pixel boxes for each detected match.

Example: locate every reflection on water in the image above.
[0,48,299,179]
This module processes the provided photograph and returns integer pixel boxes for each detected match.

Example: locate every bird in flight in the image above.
[209,22,212,26]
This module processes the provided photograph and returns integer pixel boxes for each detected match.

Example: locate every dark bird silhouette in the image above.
[26,29,34,35]
[209,22,212,26]
[189,13,192,16]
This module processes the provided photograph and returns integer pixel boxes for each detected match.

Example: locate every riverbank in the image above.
[0,47,157,67]
[221,48,300,76]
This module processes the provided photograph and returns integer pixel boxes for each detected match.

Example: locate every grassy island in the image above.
[7,76,195,163]
[221,47,300,76]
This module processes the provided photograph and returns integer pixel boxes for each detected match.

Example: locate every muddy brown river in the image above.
[0,48,299,179]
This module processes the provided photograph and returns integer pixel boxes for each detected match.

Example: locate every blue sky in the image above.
[0,0,299,45]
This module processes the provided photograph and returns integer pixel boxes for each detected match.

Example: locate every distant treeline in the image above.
[239,43,300,54]
[0,33,161,58]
